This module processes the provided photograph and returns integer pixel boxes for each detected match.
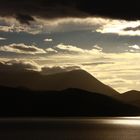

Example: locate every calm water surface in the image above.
[0,117,140,140]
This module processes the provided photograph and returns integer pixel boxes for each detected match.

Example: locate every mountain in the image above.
[0,86,139,117]
[118,90,140,107]
[0,69,118,96]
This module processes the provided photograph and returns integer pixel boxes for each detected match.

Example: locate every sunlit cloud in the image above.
[0,59,40,72]
[44,38,53,42]
[0,43,46,55]
[0,37,6,40]
[46,48,58,53]
[96,19,140,36]
[128,45,140,50]
[54,44,103,54]
[1,16,140,37]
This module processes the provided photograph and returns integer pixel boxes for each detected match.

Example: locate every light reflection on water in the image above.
[0,117,140,125]
[0,117,140,140]
[106,117,140,125]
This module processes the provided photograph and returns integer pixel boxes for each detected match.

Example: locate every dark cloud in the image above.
[124,25,140,31]
[0,0,139,23]
[15,14,35,24]
[82,62,114,66]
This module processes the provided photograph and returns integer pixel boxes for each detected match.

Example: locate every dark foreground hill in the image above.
[0,86,139,117]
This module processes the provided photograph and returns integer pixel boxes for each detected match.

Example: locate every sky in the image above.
[0,0,140,93]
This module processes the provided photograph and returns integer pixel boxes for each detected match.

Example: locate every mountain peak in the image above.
[124,90,140,94]
[0,69,119,96]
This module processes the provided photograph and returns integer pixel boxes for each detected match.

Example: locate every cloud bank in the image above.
[0,0,139,23]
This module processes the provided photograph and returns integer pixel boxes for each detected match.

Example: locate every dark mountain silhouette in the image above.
[0,70,118,97]
[118,90,140,107]
[0,86,139,117]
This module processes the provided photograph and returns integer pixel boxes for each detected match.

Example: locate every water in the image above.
[0,117,140,140]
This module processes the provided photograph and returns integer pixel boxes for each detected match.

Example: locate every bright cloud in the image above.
[46,48,58,53]
[44,38,53,42]
[0,37,6,40]
[128,45,140,50]
[0,43,46,54]
[55,44,102,54]
[96,19,140,36]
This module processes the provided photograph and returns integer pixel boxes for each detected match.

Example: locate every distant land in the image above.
[0,86,139,117]
[0,69,118,96]
[0,69,140,117]
[117,90,140,108]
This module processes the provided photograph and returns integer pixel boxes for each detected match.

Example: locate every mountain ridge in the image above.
[118,90,140,107]
[0,86,139,117]
[0,69,118,97]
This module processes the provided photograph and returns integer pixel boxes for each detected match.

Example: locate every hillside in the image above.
[118,90,140,107]
[0,86,139,117]
[0,69,118,97]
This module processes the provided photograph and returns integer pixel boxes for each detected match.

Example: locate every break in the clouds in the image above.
[0,43,46,54]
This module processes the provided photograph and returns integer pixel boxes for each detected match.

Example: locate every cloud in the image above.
[0,59,81,75]
[41,65,81,75]
[128,45,140,50]
[0,37,6,40]
[35,17,109,32]
[1,16,140,36]
[15,14,35,25]
[56,44,86,53]
[44,38,53,42]
[0,0,139,22]
[96,20,140,36]
[0,43,46,54]
[0,17,43,34]
[55,44,102,54]
[124,25,140,31]
[0,60,40,72]
[46,48,57,53]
